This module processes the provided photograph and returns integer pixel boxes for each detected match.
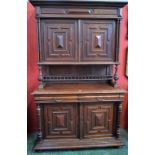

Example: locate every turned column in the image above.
[113,64,119,88]
[36,103,43,140]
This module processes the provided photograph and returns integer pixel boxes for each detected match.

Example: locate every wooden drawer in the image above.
[34,93,123,103]
[34,95,78,103]
[78,94,122,102]
[40,7,118,18]
[35,94,123,104]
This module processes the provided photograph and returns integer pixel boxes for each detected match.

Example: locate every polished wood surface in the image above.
[33,83,125,150]
[30,0,127,151]
[34,137,124,150]
[33,83,125,95]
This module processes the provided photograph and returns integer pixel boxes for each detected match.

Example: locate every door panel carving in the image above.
[41,20,78,62]
[81,20,116,62]
[44,103,77,138]
[83,103,114,138]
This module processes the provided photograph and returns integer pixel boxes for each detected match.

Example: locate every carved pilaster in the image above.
[113,64,119,88]
[36,7,41,61]
[36,103,42,139]
[116,18,121,62]
[115,102,122,138]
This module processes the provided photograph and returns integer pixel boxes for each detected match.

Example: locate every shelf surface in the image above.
[30,0,128,7]
[38,62,120,65]
[32,83,126,95]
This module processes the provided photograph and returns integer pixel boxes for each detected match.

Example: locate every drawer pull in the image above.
[98,53,106,56]
[96,97,105,102]
[54,99,63,103]
[67,9,92,14]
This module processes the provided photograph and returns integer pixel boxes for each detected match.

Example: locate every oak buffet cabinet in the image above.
[30,0,127,151]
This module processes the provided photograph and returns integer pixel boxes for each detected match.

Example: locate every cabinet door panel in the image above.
[83,103,114,138]
[81,20,116,62]
[44,103,78,139]
[40,20,78,62]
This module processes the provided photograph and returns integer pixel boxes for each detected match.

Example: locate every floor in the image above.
[27,129,128,155]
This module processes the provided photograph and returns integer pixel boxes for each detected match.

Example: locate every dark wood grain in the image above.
[32,83,125,95]
[30,0,127,151]
[30,0,128,8]
[33,137,124,150]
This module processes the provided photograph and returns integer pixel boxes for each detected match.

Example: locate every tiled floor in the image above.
[27,129,128,155]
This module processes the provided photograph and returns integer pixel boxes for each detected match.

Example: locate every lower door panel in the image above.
[83,102,114,138]
[44,103,78,139]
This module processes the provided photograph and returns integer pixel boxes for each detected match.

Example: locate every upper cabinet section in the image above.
[40,19,116,64]
[31,0,128,65]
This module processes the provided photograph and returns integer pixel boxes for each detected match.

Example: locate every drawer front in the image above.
[78,94,122,102]
[40,20,78,62]
[34,94,122,103]
[34,95,78,103]
[83,102,114,138]
[44,103,78,139]
[81,20,116,62]
[40,7,118,18]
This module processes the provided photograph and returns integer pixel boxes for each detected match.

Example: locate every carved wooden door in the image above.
[83,103,114,138]
[44,103,78,139]
[80,20,116,62]
[40,20,78,62]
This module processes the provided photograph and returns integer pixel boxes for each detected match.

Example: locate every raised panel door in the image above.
[81,20,116,62]
[83,102,114,138]
[44,103,78,139]
[40,20,78,62]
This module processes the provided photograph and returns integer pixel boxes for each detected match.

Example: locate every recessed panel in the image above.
[44,104,77,139]
[83,103,114,138]
[41,20,78,62]
[81,20,116,62]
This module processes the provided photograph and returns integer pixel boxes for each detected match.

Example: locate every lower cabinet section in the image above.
[34,101,123,150]
[42,102,116,140]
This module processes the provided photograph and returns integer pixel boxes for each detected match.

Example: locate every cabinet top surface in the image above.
[32,83,126,95]
[30,0,128,7]
[30,0,127,2]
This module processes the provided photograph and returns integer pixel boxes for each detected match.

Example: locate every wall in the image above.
[27,2,128,132]
[119,5,128,129]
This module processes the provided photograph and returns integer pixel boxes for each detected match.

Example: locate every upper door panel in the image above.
[80,20,116,62]
[40,20,78,62]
